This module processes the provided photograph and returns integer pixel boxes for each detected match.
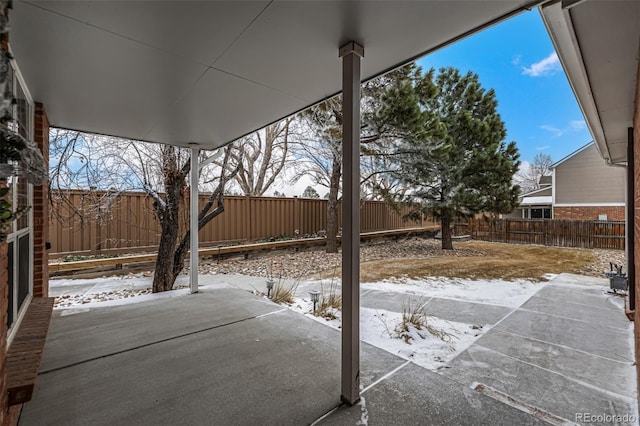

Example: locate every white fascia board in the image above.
[554,203,625,207]
[521,186,552,197]
[552,168,556,206]
[539,3,610,161]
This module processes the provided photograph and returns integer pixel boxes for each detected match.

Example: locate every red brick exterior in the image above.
[0,242,8,426]
[33,103,49,298]
[554,206,625,221]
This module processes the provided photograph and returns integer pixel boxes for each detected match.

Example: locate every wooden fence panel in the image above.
[465,218,624,250]
[49,190,434,255]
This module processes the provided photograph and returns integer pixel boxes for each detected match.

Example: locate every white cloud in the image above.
[536,145,550,151]
[540,119,589,139]
[512,54,522,66]
[522,52,561,77]
[540,124,563,137]
[569,120,586,130]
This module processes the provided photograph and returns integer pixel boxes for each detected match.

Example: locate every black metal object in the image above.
[605,262,628,293]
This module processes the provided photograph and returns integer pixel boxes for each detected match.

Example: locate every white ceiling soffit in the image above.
[540,0,640,164]
[12,1,540,150]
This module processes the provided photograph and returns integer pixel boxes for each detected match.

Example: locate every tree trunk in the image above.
[326,155,341,253]
[152,177,184,292]
[441,216,453,250]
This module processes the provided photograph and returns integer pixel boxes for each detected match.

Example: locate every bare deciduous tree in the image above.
[292,97,343,252]
[516,153,553,194]
[49,130,241,292]
[232,118,295,196]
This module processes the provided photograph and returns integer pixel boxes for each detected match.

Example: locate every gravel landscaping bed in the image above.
[52,238,626,308]
[193,237,625,280]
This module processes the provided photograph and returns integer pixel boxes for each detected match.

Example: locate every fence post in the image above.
[89,203,97,255]
[294,196,300,235]
[245,196,251,241]
[95,202,102,253]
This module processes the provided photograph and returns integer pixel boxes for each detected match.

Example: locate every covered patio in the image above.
[2,0,639,424]
[21,273,636,425]
[6,0,551,410]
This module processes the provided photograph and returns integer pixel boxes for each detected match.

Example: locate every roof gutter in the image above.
[538,0,613,163]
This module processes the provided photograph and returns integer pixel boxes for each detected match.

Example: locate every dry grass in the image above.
[315,273,342,320]
[396,298,455,343]
[270,279,299,305]
[359,241,596,282]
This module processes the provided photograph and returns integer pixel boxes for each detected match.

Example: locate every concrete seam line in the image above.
[487,328,634,365]
[255,308,287,319]
[472,344,636,404]
[308,403,344,426]
[361,360,412,395]
[38,311,280,375]
[471,382,578,426]
[517,307,630,332]
[532,293,620,313]
[445,281,549,367]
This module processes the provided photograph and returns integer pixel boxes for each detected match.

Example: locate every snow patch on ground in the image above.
[362,277,544,308]
[360,308,485,370]
[289,296,487,371]
[51,275,192,308]
[356,397,368,426]
[57,288,192,313]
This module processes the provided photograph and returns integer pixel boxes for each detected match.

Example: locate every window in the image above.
[5,59,33,340]
[530,208,551,219]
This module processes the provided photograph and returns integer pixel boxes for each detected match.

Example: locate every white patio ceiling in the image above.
[541,1,640,164]
[11,0,541,150]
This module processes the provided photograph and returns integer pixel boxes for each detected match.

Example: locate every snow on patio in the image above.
[290,276,546,370]
[51,273,547,370]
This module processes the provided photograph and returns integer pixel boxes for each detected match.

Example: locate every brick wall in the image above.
[554,206,625,221]
[0,242,8,425]
[33,103,49,298]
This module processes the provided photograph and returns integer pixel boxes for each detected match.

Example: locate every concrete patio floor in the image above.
[21,274,637,425]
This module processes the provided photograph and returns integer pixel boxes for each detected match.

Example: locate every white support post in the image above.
[190,147,200,294]
[339,40,363,406]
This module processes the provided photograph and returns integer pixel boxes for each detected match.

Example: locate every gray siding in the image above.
[554,144,625,204]
[524,187,552,197]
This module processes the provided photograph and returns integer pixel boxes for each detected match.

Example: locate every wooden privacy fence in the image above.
[50,190,430,255]
[456,218,625,250]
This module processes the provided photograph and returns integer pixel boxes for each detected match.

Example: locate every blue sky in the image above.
[416,9,591,166]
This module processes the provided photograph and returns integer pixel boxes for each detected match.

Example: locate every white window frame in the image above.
[6,56,34,346]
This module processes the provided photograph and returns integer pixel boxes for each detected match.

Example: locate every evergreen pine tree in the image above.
[396,67,520,250]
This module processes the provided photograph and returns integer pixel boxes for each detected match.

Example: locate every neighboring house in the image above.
[516,184,552,219]
[510,142,626,221]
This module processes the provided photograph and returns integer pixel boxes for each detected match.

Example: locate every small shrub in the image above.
[271,278,299,305]
[396,298,456,343]
[315,269,342,320]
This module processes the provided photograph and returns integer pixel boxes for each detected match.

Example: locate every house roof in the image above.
[520,186,552,198]
[540,1,639,164]
[538,175,552,186]
[520,196,552,206]
[11,1,542,150]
